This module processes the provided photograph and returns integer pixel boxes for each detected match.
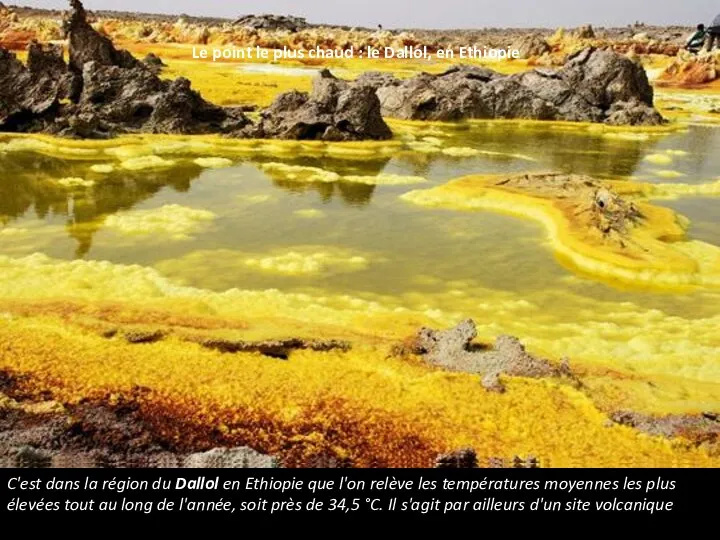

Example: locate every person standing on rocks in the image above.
[707,13,720,51]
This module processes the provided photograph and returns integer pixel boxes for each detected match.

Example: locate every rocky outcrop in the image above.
[611,411,719,448]
[142,52,166,74]
[0,3,665,136]
[184,447,279,468]
[512,33,552,59]
[57,63,251,138]
[102,324,353,359]
[188,334,352,359]
[253,69,392,141]
[0,1,389,141]
[574,24,596,39]
[435,448,478,468]
[233,14,309,32]
[495,173,644,243]
[0,377,280,468]
[362,47,664,125]
[63,0,139,73]
[367,65,503,121]
[0,40,239,137]
[0,1,251,137]
[0,41,78,131]
[394,319,575,392]
[658,50,720,87]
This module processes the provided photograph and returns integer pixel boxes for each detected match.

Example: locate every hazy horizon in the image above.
[13,0,720,29]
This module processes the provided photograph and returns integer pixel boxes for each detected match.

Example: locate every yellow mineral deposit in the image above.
[243,249,369,276]
[193,157,234,168]
[120,155,177,171]
[154,247,371,281]
[293,209,327,219]
[648,179,720,198]
[0,251,718,466]
[2,12,720,467]
[0,228,28,237]
[260,162,426,186]
[653,170,686,179]
[103,205,216,240]
[401,174,720,289]
[57,177,95,188]
[260,163,341,183]
[89,164,115,174]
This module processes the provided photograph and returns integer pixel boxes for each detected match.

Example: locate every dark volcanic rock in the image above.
[366,47,664,126]
[560,47,654,110]
[142,52,166,74]
[0,390,279,468]
[233,14,309,32]
[0,1,388,141]
[58,1,251,137]
[435,448,478,468]
[63,0,140,73]
[354,71,401,88]
[46,60,252,138]
[0,0,253,138]
[253,69,392,141]
[0,41,77,131]
[375,66,501,121]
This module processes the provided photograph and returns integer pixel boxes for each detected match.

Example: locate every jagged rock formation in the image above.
[394,319,574,392]
[0,1,251,138]
[0,0,390,141]
[358,47,664,125]
[233,14,309,32]
[0,41,78,131]
[254,69,393,141]
[1,2,666,136]
[434,449,540,468]
[64,0,139,72]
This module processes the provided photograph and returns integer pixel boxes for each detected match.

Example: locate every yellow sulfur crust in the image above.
[0,313,716,467]
[402,174,720,290]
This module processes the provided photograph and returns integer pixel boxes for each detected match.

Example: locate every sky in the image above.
[16,0,720,29]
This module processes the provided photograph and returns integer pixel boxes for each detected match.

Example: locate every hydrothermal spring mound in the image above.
[401,172,720,290]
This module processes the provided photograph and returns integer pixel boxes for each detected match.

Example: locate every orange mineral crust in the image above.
[0,313,716,468]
